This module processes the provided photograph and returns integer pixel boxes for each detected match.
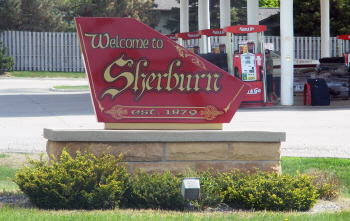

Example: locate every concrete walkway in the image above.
[227,95,350,158]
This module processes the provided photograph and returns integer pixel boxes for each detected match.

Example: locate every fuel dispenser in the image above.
[224,25,272,106]
[336,35,350,68]
[175,32,201,54]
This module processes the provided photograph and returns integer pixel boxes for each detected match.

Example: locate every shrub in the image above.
[121,169,187,210]
[13,149,129,210]
[306,169,341,200]
[185,169,223,210]
[217,170,319,211]
[121,168,223,211]
[0,40,15,74]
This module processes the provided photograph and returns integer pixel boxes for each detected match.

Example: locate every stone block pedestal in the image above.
[44,129,286,175]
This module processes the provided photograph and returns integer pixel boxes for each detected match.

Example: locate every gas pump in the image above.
[175,32,201,54]
[337,35,350,68]
[224,25,272,107]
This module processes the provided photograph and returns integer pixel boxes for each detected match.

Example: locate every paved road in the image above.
[1,78,350,157]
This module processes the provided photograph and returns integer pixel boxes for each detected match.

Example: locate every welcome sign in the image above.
[75,17,248,129]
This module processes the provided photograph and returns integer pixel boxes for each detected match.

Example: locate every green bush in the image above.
[12,149,326,212]
[185,169,223,210]
[121,169,187,210]
[0,40,15,74]
[217,170,319,211]
[13,149,129,210]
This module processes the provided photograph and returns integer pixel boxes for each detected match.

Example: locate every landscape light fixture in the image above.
[181,177,200,211]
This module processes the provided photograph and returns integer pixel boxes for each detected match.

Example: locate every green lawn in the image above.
[0,207,349,221]
[282,157,350,197]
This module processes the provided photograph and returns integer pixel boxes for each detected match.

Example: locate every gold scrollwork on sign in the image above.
[200,105,224,120]
[224,84,245,112]
[104,104,128,120]
[168,40,206,70]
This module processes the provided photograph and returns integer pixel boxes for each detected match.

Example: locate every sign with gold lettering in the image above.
[75,17,248,125]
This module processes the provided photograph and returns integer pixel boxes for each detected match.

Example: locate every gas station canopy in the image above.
[175,32,201,40]
[224,25,267,34]
[199,28,226,37]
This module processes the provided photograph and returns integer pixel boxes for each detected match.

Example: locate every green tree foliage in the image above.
[0,0,160,32]
[259,0,279,7]
[0,0,67,32]
[164,0,247,34]
[0,40,15,74]
[62,0,160,30]
[272,0,350,37]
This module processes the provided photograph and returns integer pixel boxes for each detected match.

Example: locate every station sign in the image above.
[75,17,249,124]
[224,25,267,34]
[199,29,226,37]
[165,34,178,41]
[337,35,350,40]
[175,32,201,40]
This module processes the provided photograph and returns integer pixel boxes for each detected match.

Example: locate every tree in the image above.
[163,0,247,34]
[272,0,350,37]
[259,0,279,8]
[0,0,22,31]
[0,0,67,32]
[0,40,15,74]
[62,0,160,30]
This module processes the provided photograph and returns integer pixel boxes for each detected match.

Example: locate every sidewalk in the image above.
[227,94,350,158]
[287,93,350,107]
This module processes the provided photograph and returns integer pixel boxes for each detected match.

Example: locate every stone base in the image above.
[44,129,286,175]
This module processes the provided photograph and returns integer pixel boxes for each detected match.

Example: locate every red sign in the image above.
[200,29,226,37]
[75,17,248,123]
[243,81,264,102]
[337,35,350,41]
[224,25,267,34]
[175,32,201,40]
[165,34,178,41]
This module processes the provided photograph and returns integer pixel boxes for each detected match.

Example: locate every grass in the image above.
[0,155,350,220]
[0,166,20,192]
[281,157,350,197]
[52,85,89,90]
[3,71,86,78]
[0,154,9,158]
[0,207,350,220]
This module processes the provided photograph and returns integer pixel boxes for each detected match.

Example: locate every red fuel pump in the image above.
[337,35,350,68]
[224,25,273,107]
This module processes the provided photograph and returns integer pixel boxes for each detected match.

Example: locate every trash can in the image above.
[273,77,281,97]
[307,79,330,106]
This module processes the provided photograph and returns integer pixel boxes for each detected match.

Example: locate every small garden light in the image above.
[181,177,200,211]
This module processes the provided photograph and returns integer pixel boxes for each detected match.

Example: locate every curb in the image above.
[49,87,89,92]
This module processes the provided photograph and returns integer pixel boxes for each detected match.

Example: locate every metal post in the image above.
[220,0,230,44]
[320,0,330,58]
[180,0,189,33]
[198,0,210,54]
[280,0,294,105]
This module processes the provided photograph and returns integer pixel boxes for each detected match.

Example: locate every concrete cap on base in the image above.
[43,128,286,143]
